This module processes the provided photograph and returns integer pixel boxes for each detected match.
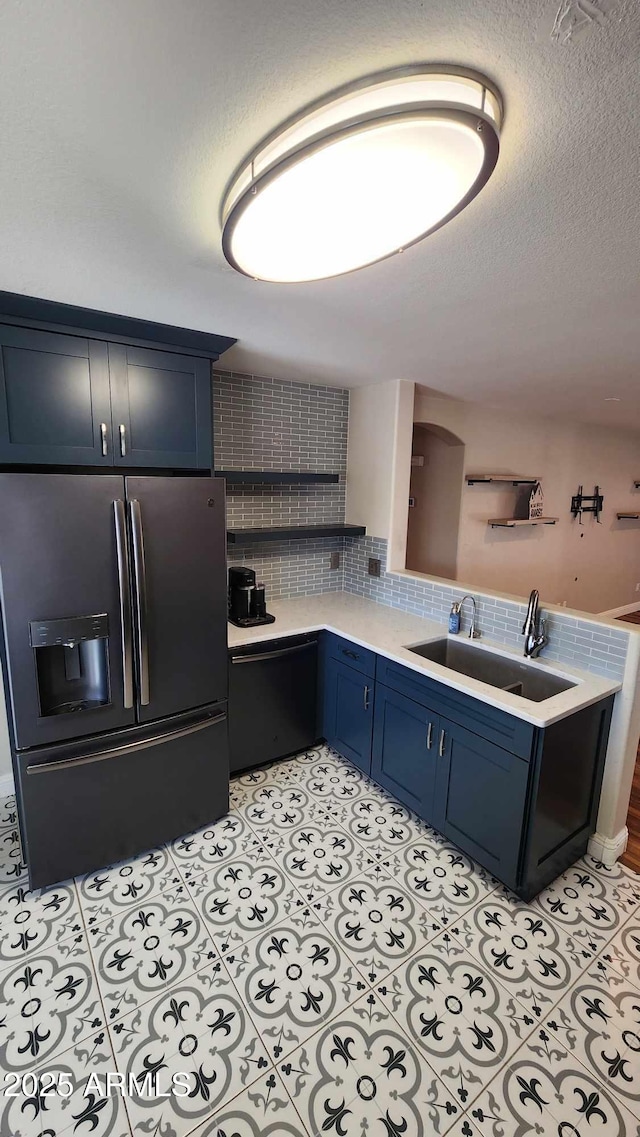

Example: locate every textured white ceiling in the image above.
[0,0,638,426]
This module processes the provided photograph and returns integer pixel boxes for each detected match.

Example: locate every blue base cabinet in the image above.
[372,684,438,820]
[319,632,614,900]
[323,656,374,774]
[433,721,530,891]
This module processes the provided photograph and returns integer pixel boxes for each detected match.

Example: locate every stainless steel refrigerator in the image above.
[0,473,229,889]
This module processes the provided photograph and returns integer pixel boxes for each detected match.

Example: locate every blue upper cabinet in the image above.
[108,345,212,469]
[0,326,214,471]
[0,327,112,466]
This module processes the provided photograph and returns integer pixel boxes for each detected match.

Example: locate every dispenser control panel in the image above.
[29,613,109,648]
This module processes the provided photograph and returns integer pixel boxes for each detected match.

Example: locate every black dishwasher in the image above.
[228,633,319,773]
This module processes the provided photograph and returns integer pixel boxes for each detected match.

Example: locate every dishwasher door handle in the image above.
[230,642,316,665]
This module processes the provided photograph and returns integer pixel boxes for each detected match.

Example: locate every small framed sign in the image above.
[514,480,545,520]
[528,482,544,520]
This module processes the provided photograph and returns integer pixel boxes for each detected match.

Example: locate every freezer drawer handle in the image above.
[25,712,226,775]
[230,641,316,665]
[113,500,134,709]
[129,499,150,706]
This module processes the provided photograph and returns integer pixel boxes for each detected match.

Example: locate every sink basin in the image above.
[406,639,577,702]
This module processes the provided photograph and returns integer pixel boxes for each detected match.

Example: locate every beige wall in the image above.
[414,387,640,613]
[407,425,464,579]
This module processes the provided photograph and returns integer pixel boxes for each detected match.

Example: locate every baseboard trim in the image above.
[588,827,628,865]
[599,601,640,619]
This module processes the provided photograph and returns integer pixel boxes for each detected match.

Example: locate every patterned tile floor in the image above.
[1,745,640,1137]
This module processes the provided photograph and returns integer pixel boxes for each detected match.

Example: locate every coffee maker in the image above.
[228,566,275,628]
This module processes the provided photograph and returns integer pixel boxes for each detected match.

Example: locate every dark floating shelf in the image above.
[488,517,559,528]
[216,470,340,485]
[467,473,541,486]
[227,523,366,544]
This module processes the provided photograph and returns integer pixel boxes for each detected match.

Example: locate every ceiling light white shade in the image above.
[221,66,502,283]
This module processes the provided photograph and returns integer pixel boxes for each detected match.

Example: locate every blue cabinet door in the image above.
[372,684,439,821]
[433,719,530,889]
[323,656,374,774]
[109,344,212,469]
[0,326,111,465]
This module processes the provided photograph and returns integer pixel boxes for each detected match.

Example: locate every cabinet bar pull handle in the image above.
[100,422,108,456]
[344,648,360,660]
[438,729,446,757]
[119,423,126,456]
[363,685,370,710]
[426,721,433,750]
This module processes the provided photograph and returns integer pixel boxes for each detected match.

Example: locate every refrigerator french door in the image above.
[0,473,229,888]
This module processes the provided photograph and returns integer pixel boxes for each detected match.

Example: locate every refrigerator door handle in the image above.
[129,498,150,706]
[26,711,226,775]
[113,500,134,709]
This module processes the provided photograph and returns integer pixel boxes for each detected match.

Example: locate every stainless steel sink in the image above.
[406,638,576,702]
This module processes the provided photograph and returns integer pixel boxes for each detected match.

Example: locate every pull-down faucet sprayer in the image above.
[522,590,548,659]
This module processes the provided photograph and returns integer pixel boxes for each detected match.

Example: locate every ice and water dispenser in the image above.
[29,614,111,717]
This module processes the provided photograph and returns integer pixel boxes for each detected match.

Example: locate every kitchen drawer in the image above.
[325,632,377,678]
[375,656,535,760]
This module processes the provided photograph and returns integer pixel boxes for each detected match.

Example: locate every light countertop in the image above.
[227,591,621,728]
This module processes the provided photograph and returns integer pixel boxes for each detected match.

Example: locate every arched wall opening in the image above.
[405,421,465,579]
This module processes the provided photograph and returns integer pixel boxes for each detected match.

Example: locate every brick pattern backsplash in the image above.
[223,484,344,528]
[213,369,349,600]
[227,537,344,599]
[343,535,630,681]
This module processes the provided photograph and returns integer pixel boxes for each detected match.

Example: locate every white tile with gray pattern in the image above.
[0,744,639,1137]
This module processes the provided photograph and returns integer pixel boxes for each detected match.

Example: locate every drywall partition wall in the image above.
[345,380,399,539]
[413,387,640,613]
[214,369,349,599]
[345,377,414,571]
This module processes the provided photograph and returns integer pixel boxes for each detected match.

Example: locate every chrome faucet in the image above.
[522,589,548,658]
[459,595,481,639]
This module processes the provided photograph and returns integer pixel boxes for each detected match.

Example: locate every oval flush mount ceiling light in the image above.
[221,65,502,283]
